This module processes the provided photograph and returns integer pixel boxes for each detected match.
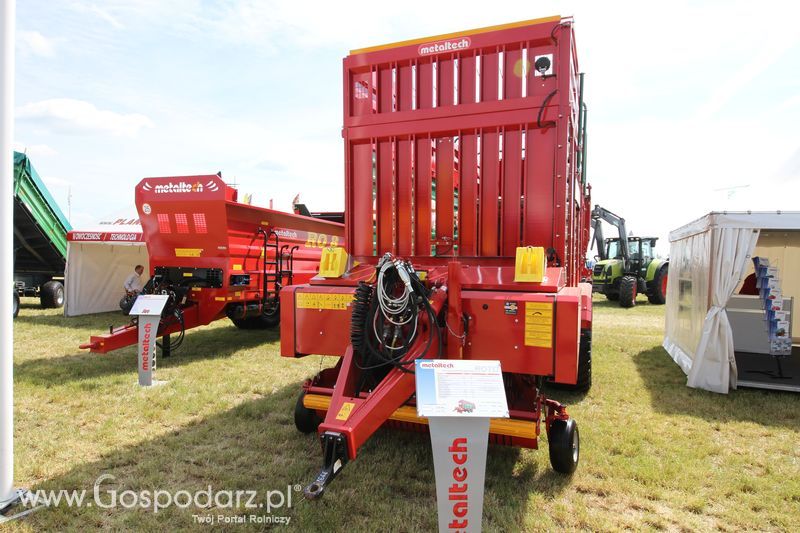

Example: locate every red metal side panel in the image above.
[377,139,394,253]
[293,286,356,357]
[479,131,499,256]
[350,70,373,118]
[524,126,554,247]
[461,290,553,376]
[351,142,373,257]
[419,59,434,110]
[438,57,455,107]
[459,132,478,255]
[480,51,499,102]
[343,17,587,264]
[501,128,522,255]
[553,288,580,384]
[280,285,299,357]
[459,54,476,105]
[378,65,393,113]
[398,63,414,112]
[396,138,414,256]
[414,137,432,255]
[503,46,523,100]
[435,137,454,253]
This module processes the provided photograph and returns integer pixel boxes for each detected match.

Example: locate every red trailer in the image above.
[281,16,592,498]
[81,174,344,354]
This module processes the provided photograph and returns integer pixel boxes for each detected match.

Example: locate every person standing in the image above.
[123,264,145,295]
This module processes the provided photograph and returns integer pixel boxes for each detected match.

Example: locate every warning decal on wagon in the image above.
[524,301,553,348]
[336,402,355,421]
[296,292,353,310]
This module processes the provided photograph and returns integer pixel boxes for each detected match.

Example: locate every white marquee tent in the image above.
[64,215,148,317]
[663,211,800,393]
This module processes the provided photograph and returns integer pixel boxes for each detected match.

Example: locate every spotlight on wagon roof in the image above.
[535,55,551,76]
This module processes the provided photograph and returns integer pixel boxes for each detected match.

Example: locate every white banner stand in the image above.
[416,360,509,533]
[129,295,169,387]
[0,0,23,515]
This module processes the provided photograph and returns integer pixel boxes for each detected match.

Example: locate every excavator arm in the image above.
[591,205,629,268]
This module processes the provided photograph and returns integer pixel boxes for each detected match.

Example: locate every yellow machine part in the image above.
[303,393,537,440]
[514,246,545,282]
[318,247,348,278]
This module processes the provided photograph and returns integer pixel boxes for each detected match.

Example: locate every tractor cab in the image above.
[592,231,668,308]
[605,236,658,271]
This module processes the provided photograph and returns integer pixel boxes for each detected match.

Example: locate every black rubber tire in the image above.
[231,306,280,329]
[13,292,20,318]
[253,305,280,328]
[619,275,637,308]
[119,294,135,315]
[230,316,258,329]
[40,280,65,308]
[605,292,619,301]
[647,264,668,305]
[294,391,322,434]
[574,329,592,392]
[549,418,579,474]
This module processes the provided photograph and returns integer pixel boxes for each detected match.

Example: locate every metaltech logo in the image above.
[418,37,471,56]
[141,322,152,371]
[448,437,469,530]
[420,362,454,369]
[142,180,220,194]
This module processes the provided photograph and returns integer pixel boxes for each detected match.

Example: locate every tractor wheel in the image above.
[13,292,20,318]
[40,281,65,308]
[294,391,322,434]
[647,265,668,305]
[605,292,619,301]
[549,418,579,474]
[619,276,637,308]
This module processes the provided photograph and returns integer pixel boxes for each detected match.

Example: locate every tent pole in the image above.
[0,0,18,511]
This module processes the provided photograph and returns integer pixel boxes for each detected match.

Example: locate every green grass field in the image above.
[6,295,800,531]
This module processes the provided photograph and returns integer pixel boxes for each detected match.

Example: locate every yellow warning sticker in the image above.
[296,292,352,310]
[233,264,242,271]
[524,301,553,348]
[336,402,355,421]
[175,248,202,257]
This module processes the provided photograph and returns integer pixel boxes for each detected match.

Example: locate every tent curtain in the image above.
[64,242,149,317]
[687,227,760,393]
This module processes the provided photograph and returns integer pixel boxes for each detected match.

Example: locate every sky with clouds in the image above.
[13,0,800,255]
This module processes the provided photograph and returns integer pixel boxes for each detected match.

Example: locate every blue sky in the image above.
[13,0,800,254]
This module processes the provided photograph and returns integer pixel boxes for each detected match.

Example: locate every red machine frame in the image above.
[81,174,344,354]
[285,15,593,498]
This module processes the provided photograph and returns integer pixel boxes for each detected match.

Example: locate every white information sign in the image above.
[416,359,509,533]
[415,360,509,418]
[130,294,169,387]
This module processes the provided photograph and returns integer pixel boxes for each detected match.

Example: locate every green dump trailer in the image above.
[12,151,71,317]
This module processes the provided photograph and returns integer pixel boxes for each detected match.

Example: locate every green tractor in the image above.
[589,206,668,308]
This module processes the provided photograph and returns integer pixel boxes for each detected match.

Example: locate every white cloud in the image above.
[12,142,58,157]
[69,2,124,29]
[16,98,154,137]
[18,30,56,57]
